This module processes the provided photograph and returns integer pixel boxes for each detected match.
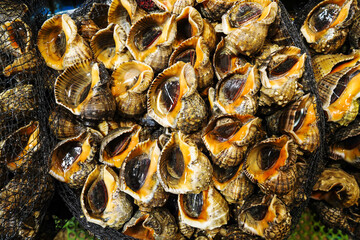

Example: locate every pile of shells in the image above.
[41,0,323,239]
[300,0,360,237]
[0,1,54,239]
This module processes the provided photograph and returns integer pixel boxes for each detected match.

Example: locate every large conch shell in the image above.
[111,61,154,116]
[301,0,357,53]
[222,0,278,56]
[81,165,133,229]
[202,114,264,168]
[54,60,116,121]
[157,131,213,194]
[49,128,102,189]
[147,62,208,133]
[311,168,360,208]
[108,0,147,35]
[126,12,177,72]
[209,63,260,116]
[238,194,291,240]
[243,135,297,195]
[169,36,213,93]
[259,46,306,107]
[178,185,229,230]
[91,23,133,70]
[120,139,169,208]
[317,64,360,126]
[37,14,92,70]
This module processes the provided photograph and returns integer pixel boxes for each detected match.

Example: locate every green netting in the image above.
[289,209,350,240]
[63,217,97,240]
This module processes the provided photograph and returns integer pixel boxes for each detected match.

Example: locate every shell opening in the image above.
[260,146,281,170]
[221,75,247,102]
[293,107,306,132]
[134,26,162,51]
[229,3,262,28]
[87,176,108,215]
[174,49,196,65]
[157,78,180,113]
[7,20,29,53]
[183,192,203,218]
[124,155,151,192]
[210,122,240,143]
[59,141,82,171]
[247,204,268,221]
[330,69,359,104]
[123,215,155,239]
[309,4,340,32]
[213,164,239,183]
[337,134,360,150]
[268,56,299,78]
[105,131,132,157]
[166,146,185,180]
[176,18,193,43]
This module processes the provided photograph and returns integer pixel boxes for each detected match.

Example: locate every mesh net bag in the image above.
[40,0,328,239]
[0,0,56,239]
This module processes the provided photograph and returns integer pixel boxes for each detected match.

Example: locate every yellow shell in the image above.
[126,12,177,72]
[111,61,154,116]
[153,0,195,14]
[91,23,133,70]
[37,14,92,70]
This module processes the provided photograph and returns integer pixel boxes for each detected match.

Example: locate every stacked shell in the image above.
[38,0,323,239]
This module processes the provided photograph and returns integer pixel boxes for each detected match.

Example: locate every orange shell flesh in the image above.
[256,1,272,22]
[203,120,252,156]
[123,214,155,240]
[104,126,141,168]
[7,122,39,171]
[293,101,318,144]
[179,188,209,222]
[332,144,360,161]
[219,66,255,113]
[330,54,360,75]
[247,139,290,184]
[327,66,360,121]
[123,140,159,199]
[268,54,305,87]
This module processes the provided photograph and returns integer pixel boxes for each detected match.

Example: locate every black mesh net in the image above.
[11,0,328,239]
[0,0,55,239]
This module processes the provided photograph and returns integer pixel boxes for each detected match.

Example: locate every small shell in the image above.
[222,0,278,56]
[54,60,116,121]
[49,128,102,188]
[157,131,213,194]
[99,124,147,168]
[3,49,39,77]
[81,165,133,229]
[76,18,100,43]
[97,120,120,136]
[243,135,297,195]
[312,50,360,82]
[153,0,195,14]
[212,163,255,204]
[0,19,32,57]
[48,107,85,140]
[111,61,154,116]
[318,64,360,126]
[108,0,147,35]
[169,36,214,93]
[91,23,133,70]
[147,62,208,133]
[37,14,92,70]
[301,0,357,53]
[202,114,264,168]
[126,12,177,72]
[123,209,179,239]
[196,0,238,21]
[213,38,249,81]
[178,185,229,230]
[259,46,306,107]
[209,63,260,116]
[329,118,360,167]
[120,139,169,207]
[311,168,360,208]
[238,194,291,240]
[0,84,35,114]
[0,121,40,172]
[279,93,320,153]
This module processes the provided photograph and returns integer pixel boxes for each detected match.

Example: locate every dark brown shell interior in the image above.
[134,26,162,51]
[57,141,82,171]
[213,164,239,183]
[176,18,193,44]
[105,131,133,157]
[229,2,262,28]
[87,176,108,215]
[220,74,247,102]
[157,78,180,113]
[309,4,340,32]
[182,192,203,218]
[124,154,151,192]
[173,49,196,65]
[166,146,185,180]
[259,146,281,170]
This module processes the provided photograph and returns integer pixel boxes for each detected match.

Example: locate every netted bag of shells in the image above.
[41,0,326,239]
[0,0,56,239]
[290,0,360,237]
